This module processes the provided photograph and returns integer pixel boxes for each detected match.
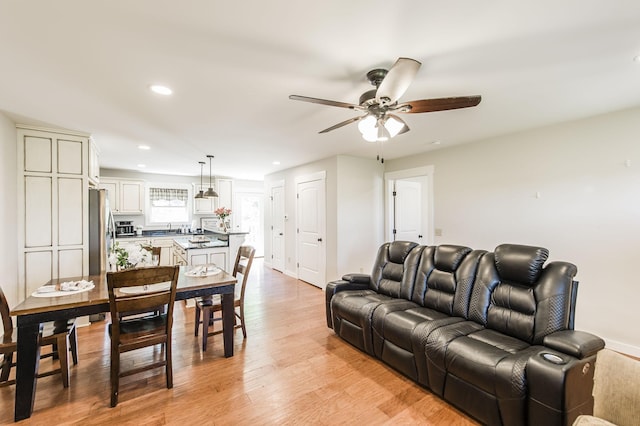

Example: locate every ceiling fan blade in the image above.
[318,115,365,134]
[398,95,482,113]
[375,58,422,105]
[289,94,360,110]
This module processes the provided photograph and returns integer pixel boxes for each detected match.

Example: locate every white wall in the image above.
[385,107,640,356]
[0,111,18,307]
[336,155,384,276]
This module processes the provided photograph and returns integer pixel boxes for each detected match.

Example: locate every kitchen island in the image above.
[172,229,249,272]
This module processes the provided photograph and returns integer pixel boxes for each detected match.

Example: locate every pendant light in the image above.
[194,161,205,199]
[204,154,219,198]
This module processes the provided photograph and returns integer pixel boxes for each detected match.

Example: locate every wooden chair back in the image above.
[1,285,78,388]
[107,266,179,343]
[233,245,256,303]
[0,286,13,342]
[106,265,179,406]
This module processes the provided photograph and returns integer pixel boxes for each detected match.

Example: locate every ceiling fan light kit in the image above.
[290,57,481,149]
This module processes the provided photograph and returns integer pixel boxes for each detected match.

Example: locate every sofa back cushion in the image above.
[467,244,577,344]
[411,245,472,313]
[371,241,422,300]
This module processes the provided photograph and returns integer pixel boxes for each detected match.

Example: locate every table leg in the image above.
[221,292,234,357]
[14,321,41,421]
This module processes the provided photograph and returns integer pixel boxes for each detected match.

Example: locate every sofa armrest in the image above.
[543,330,605,359]
[341,273,371,284]
[325,277,371,328]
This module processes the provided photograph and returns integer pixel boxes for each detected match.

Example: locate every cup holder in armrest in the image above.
[541,352,567,365]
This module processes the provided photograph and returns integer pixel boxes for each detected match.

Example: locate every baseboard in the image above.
[605,338,640,358]
[284,269,297,279]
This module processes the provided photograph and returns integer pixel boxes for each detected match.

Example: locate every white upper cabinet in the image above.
[101,178,145,215]
[192,178,233,216]
[193,183,215,214]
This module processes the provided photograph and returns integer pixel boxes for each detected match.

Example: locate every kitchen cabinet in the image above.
[192,178,233,217]
[101,178,145,214]
[192,183,215,214]
[150,238,174,266]
[17,125,90,298]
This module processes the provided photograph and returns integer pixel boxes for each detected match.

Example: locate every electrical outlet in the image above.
[435,228,443,237]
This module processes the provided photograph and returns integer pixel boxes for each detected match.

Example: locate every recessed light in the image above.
[272,161,281,165]
[138,145,151,150]
[431,140,442,145]
[149,85,172,95]
[137,164,146,168]
[634,55,640,63]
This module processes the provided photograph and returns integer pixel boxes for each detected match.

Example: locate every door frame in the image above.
[295,171,326,288]
[384,166,434,244]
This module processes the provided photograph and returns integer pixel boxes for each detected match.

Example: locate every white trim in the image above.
[266,179,285,271]
[604,338,640,358]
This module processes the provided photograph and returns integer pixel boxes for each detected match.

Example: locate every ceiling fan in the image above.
[289,57,481,143]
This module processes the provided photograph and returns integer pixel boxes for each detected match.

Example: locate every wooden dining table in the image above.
[10,264,236,422]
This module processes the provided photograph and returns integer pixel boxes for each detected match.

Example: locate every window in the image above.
[148,187,190,224]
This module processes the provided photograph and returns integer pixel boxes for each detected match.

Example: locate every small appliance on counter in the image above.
[115,220,135,237]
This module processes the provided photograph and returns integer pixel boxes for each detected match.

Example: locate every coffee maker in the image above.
[115,221,135,237]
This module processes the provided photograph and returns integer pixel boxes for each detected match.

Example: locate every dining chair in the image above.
[106,265,179,407]
[0,285,78,388]
[194,245,255,351]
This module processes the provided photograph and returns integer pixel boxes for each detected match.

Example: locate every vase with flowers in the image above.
[214,207,232,232]
[108,242,152,271]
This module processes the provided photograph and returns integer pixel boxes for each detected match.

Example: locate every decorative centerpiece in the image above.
[109,242,152,271]
[215,207,232,232]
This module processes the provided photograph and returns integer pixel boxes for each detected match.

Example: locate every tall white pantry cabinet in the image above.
[16,125,93,300]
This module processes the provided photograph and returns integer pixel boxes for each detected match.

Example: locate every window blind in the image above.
[149,188,188,207]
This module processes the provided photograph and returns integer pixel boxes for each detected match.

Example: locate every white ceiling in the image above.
[2,1,640,180]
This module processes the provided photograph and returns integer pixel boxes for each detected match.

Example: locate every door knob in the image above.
[317,238,323,242]
[279,233,283,236]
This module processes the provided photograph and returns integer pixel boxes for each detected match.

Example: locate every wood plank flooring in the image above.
[0,259,477,425]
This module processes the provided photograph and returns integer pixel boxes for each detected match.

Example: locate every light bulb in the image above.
[358,115,376,134]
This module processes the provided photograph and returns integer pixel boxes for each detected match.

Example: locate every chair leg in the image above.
[0,352,13,382]
[69,325,79,365]
[201,306,210,352]
[110,346,119,407]
[194,304,201,337]
[56,334,70,388]
[166,340,173,389]
[239,305,247,338]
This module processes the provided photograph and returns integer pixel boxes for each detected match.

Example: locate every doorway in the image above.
[384,166,434,245]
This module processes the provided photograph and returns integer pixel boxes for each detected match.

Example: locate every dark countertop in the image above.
[173,237,228,250]
[116,230,217,239]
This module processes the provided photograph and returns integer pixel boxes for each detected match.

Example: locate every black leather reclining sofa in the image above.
[325,242,605,426]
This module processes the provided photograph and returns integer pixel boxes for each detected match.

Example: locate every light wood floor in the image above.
[0,259,477,425]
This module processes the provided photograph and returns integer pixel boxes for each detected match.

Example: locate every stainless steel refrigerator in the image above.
[88,188,115,275]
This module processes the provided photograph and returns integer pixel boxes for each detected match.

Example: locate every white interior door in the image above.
[271,184,285,272]
[296,173,326,288]
[385,167,434,245]
[394,179,423,242]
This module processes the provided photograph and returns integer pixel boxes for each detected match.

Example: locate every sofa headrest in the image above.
[388,241,420,264]
[494,244,549,285]
[434,245,472,272]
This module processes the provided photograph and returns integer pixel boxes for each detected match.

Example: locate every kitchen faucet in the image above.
[167,223,172,231]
